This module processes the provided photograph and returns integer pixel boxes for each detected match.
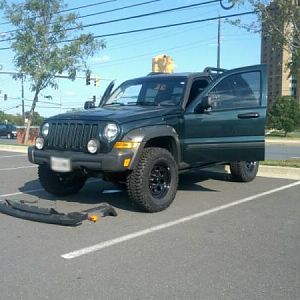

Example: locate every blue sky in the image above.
[0,0,261,117]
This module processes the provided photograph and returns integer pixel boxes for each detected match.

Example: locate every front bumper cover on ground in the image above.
[0,200,88,226]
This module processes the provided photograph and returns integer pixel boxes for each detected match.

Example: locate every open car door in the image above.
[184,64,268,163]
[99,80,115,107]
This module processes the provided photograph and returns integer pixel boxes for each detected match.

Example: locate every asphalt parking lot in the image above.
[0,150,299,300]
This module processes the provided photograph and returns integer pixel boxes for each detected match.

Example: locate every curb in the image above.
[257,165,300,180]
[203,165,300,181]
[266,138,300,145]
[0,144,28,153]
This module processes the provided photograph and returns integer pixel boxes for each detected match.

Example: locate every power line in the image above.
[0,11,255,51]
[59,0,117,13]
[65,0,221,32]
[106,9,216,51]
[1,0,161,35]
[0,0,118,26]
[0,0,221,43]
[77,0,160,20]
[64,11,255,42]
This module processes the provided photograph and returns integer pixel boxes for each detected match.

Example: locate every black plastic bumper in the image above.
[28,146,135,172]
[0,200,87,226]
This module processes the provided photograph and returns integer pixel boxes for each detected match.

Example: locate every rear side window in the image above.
[209,71,261,110]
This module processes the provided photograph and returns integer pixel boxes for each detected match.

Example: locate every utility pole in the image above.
[217,16,221,69]
[21,73,25,124]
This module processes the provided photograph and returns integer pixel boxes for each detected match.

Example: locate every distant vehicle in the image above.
[0,123,17,139]
[29,64,268,212]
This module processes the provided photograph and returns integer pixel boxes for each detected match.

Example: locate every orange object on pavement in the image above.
[88,215,98,222]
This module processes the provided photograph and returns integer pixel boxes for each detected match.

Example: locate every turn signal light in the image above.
[114,141,139,149]
[123,158,131,167]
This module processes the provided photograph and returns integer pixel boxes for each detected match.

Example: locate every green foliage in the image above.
[0,111,23,125]
[25,111,44,126]
[232,0,300,77]
[2,0,104,93]
[1,0,104,142]
[0,110,44,126]
[268,96,300,136]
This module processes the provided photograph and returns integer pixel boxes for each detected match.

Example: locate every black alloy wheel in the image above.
[149,163,171,199]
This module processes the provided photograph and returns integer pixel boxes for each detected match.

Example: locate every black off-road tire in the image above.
[38,164,86,196]
[127,147,178,213]
[230,161,259,182]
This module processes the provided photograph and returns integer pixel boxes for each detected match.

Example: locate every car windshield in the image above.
[104,77,187,107]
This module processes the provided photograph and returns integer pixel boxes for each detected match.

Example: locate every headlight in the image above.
[103,123,119,142]
[41,123,49,137]
[35,137,44,150]
[87,139,99,154]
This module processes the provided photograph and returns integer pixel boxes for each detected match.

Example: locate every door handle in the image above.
[238,112,260,119]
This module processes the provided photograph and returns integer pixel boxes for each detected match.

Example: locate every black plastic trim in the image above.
[0,200,87,226]
[28,147,135,172]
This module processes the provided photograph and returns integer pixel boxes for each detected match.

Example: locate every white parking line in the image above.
[61,181,300,260]
[0,188,44,198]
[0,166,37,171]
[0,154,27,159]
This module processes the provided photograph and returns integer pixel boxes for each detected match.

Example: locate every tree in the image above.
[232,0,300,76]
[268,96,300,136]
[0,111,27,125]
[1,0,104,143]
[25,111,44,126]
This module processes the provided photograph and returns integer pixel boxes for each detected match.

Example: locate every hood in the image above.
[48,105,182,124]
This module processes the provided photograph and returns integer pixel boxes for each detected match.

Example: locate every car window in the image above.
[0,124,6,130]
[105,77,187,106]
[209,71,261,110]
[186,79,209,107]
[109,84,142,104]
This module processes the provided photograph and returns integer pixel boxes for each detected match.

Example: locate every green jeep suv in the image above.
[28,64,268,212]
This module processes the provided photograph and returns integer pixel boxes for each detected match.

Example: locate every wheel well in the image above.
[144,136,179,163]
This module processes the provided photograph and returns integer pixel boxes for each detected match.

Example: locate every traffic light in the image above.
[94,77,100,86]
[4,94,7,101]
[86,70,91,85]
[92,95,96,103]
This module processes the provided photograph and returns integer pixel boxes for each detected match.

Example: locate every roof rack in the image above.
[203,67,227,75]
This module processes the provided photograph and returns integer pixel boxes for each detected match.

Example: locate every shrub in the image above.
[268,96,300,136]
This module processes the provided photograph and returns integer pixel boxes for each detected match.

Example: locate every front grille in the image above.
[46,121,99,151]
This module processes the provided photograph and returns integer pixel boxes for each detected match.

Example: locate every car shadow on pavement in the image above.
[18,179,141,213]
[15,170,231,213]
[178,169,231,192]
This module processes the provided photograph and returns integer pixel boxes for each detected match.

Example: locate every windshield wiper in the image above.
[104,102,125,106]
[137,102,158,106]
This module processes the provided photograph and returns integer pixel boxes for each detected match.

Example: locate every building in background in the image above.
[260,0,300,105]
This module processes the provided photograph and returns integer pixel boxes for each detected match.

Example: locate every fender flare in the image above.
[122,125,181,169]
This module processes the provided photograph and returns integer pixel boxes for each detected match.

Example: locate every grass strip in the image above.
[261,159,300,168]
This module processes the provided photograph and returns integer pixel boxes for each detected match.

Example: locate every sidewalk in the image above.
[0,144,28,153]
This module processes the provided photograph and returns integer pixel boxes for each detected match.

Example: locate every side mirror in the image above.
[84,101,95,110]
[195,95,212,113]
[202,95,212,109]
